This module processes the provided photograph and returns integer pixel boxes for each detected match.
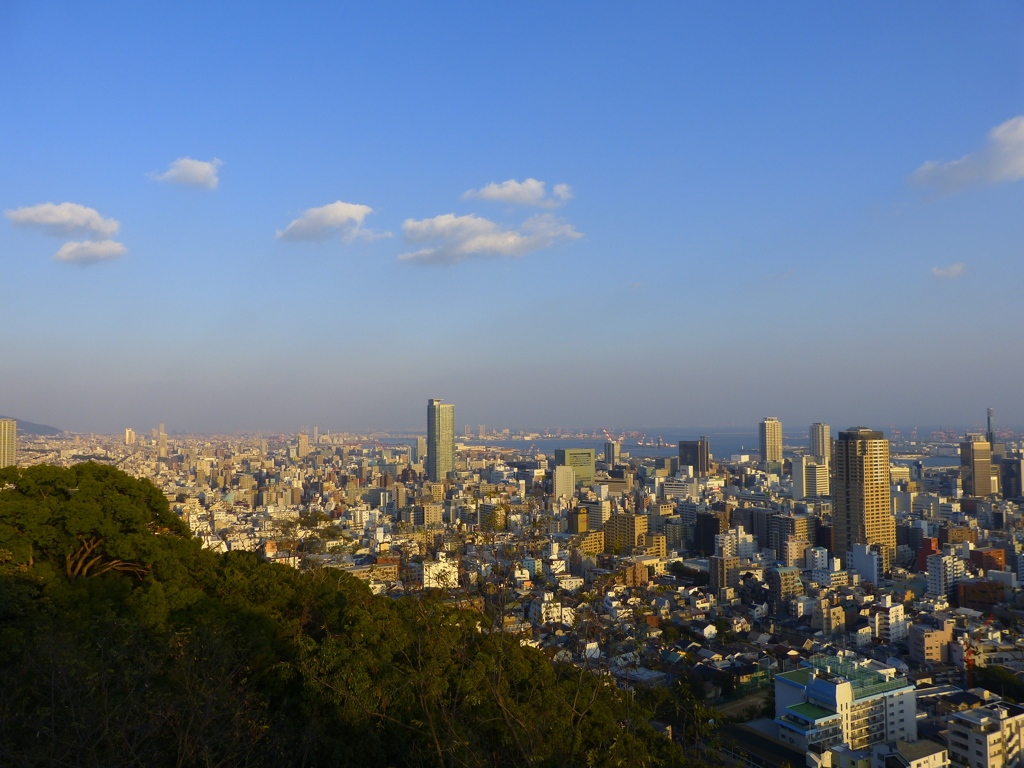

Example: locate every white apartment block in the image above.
[776,654,917,753]
[947,702,1024,768]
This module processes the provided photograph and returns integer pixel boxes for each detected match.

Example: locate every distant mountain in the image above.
[0,417,62,436]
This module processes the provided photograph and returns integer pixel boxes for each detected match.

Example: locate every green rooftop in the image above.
[788,702,839,722]
[777,668,812,687]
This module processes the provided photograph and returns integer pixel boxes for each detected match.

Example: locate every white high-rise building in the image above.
[810,422,831,463]
[553,465,576,499]
[927,552,966,598]
[715,525,757,560]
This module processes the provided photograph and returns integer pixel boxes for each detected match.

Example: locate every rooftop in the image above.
[788,702,840,722]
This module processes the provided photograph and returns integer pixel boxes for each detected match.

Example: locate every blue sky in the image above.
[2,2,1022,434]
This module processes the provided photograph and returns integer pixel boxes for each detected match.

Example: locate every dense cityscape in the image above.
[3,402,1024,767]
[5,3,1022,766]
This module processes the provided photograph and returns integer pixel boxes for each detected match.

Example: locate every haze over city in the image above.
[3,3,1023,434]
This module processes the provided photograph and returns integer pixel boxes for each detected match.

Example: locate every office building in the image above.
[568,509,588,535]
[603,440,621,467]
[833,428,895,568]
[793,455,829,499]
[678,437,710,476]
[426,398,455,482]
[124,427,136,446]
[806,459,829,496]
[770,512,816,560]
[960,434,993,497]
[553,465,576,499]
[554,448,595,486]
[0,418,16,468]
[760,417,783,464]
[810,422,831,464]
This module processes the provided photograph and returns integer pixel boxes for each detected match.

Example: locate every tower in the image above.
[960,434,993,497]
[0,419,16,468]
[604,440,621,467]
[809,422,831,464]
[833,427,895,569]
[760,417,783,464]
[678,437,710,476]
[426,398,455,482]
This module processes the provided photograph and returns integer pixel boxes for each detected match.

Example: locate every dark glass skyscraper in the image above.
[678,437,710,476]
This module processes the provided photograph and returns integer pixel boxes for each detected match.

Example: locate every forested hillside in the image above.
[0,464,709,767]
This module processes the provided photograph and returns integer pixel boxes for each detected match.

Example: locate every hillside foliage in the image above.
[0,464,700,767]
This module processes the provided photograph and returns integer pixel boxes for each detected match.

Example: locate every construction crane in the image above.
[600,428,625,444]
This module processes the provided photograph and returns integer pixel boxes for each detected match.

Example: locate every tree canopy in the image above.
[0,464,703,767]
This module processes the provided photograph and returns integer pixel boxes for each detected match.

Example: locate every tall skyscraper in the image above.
[427,398,455,482]
[124,427,136,445]
[809,422,831,464]
[0,419,16,468]
[678,437,710,476]
[604,440,621,467]
[157,423,167,459]
[960,434,993,497]
[833,428,895,568]
[760,417,783,464]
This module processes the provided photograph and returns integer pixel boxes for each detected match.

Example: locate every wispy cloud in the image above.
[932,263,965,278]
[399,212,581,266]
[53,239,127,266]
[5,202,119,238]
[150,157,223,189]
[462,178,573,208]
[276,201,383,242]
[911,116,1024,193]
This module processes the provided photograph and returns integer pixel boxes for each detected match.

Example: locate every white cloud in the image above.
[462,178,573,207]
[932,263,964,278]
[150,157,223,189]
[276,201,376,242]
[911,116,1024,193]
[552,183,574,201]
[53,239,127,266]
[399,212,582,266]
[5,202,119,238]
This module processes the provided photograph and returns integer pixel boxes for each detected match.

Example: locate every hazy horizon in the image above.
[4,3,1022,434]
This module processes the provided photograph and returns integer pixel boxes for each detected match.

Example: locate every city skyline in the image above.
[3,4,1023,433]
